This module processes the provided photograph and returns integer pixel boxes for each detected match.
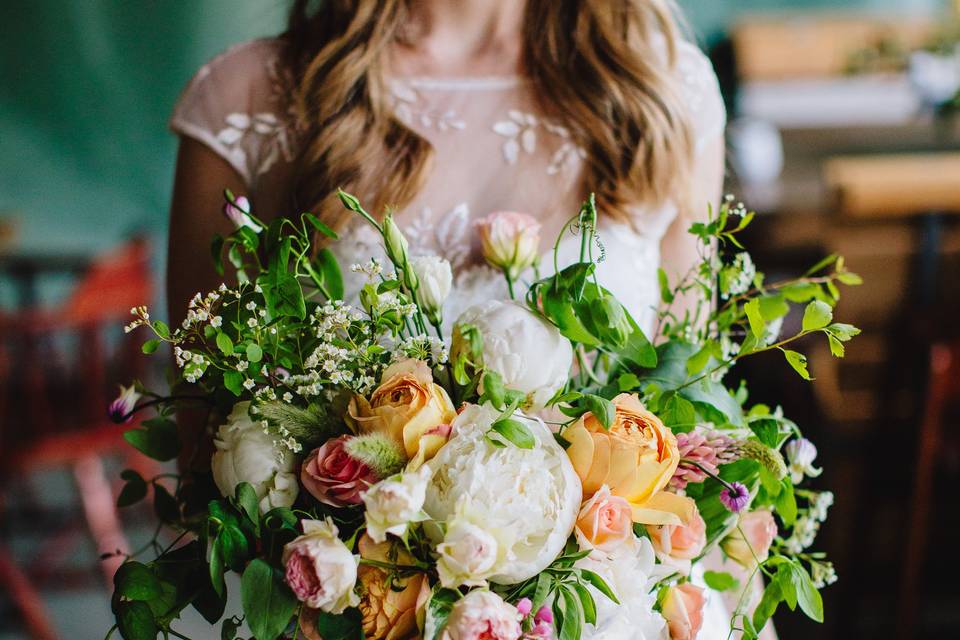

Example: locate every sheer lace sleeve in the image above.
[169,38,295,190]
[674,39,726,152]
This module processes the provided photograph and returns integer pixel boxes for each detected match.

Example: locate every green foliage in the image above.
[123,417,180,462]
[241,559,298,640]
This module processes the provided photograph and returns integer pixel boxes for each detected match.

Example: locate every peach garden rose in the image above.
[564,393,685,525]
[575,485,634,554]
[356,535,429,640]
[647,499,707,574]
[348,359,455,469]
[661,583,706,640]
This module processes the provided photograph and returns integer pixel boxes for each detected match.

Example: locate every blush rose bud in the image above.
[222,195,262,233]
[661,583,706,640]
[282,518,360,613]
[475,211,541,280]
[108,384,141,423]
[720,509,778,568]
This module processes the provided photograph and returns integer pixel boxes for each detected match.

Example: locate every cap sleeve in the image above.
[170,38,294,189]
[674,39,726,152]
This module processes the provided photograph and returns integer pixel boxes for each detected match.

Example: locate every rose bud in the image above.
[721,509,778,568]
[300,435,380,507]
[661,583,705,640]
[475,211,541,279]
[222,195,262,233]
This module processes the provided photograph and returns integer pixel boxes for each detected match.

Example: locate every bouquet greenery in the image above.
[106,190,859,640]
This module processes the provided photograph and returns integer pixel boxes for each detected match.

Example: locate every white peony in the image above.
[453,300,573,409]
[424,403,581,584]
[362,466,431,543]
[211,401,298,513]
[576,537,670,640]
[410,255,453,322]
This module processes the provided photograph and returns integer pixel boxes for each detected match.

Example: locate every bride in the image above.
[166,1,755,638]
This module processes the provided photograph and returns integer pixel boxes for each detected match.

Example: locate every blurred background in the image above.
[1,1,959,638]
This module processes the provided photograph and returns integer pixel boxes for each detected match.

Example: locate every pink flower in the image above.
[475,211,541,279]
[574,485,633,554]
[108,384,141,423]
[282,519,359,613]
[516,598,533,617]
[661,583,705,640]
[443,590,522,640]
[721,509,778,568]
[301,436,379,507]
[647,505,707,574]
[671,429,739,490]
[523,606,555,639]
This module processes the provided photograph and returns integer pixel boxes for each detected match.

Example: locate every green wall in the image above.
[0,0,943,303]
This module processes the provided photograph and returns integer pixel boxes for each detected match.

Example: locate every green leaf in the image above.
[216,332,235,356]
[802,300,833,332]
[826,323,861,341]
[152,320,170,339]
[424,588,459,640]
[826,333,845,357]
[776,479,798,527]
[312,610,363,640]
[116,600,158,640]
[703,570,740,592]
[241,559,298,640]
[794,563,825,622]
[311,248,344,300]
[141,339,160,355]
[246,343,263,363]
[758,294,790,321]
[153,482,180,524]
[481,370,506,409]
[559,586,584,640]
[658,268,674,304]
[661,394,696,432]
[752,579,783,632]
[117,470,148,508]
[223,371,245,396]
[491,418,536,449]
[573,582,597,626]
[235,482,260,532]
[804,253,838,276]
[744,298,765,340]
[748,418,780,448]
[782,349,812,381]
[579,569,620,604]
[114,562,162,601]
[583,394,616,430]
[211,234,225,276]
[123,419,180,462]
[304,213,338,239]
[837,271,863,285]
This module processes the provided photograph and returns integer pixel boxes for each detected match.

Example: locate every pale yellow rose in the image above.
[661,583,706,640]
[349,359,456,470]
[564,393,684,525]
[357,535,430,640]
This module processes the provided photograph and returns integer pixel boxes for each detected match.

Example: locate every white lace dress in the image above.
[171,37,733,640]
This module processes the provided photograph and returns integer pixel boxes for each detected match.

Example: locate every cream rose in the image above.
[575,485,634,555]
[453,301,573,409]
[647,499,707,575]
[349,359,456,470]
[409,255,453,323]
[211,401,298,513]
[362,466,431,543]
[436,513,502,588]
[282,518,359,613]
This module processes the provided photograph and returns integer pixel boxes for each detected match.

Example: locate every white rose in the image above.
[425,403,581,584]
[410,255,453,322]
[436,511,501,588]
[453,300,573,409]
[362,466,431,543]
[442,590,522,640]
[211,401,298,513]
[282,518,359,613]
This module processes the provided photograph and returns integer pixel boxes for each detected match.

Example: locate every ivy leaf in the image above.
[802,300,833,332]
[491,418,536,449]
[123,418,180,462]
[241,559,298,640]
[116,600,158,640]
[114,562,162,601]
[117,469,148,508]
[782,349,813,381]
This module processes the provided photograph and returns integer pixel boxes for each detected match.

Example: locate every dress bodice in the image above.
[170,37,725,334]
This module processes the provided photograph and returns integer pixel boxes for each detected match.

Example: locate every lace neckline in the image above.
[388,75,526,91]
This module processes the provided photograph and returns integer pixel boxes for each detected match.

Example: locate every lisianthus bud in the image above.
[409,255,452,323]
[382,214,412,273]
[784,437,822,484]
[108,384,141,423]
[222,195,262,233]
[475,211,541,279]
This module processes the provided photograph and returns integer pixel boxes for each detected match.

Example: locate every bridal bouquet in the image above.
[106,190,859,640]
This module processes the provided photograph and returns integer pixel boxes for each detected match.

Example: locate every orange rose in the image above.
[662,583,706,640]
[575,485,633,553]
[349,359,455,469]
[357,535,430,640]
[647,500,706,574]
[564,393,684,524]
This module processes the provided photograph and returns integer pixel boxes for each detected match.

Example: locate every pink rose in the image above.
[647,504,707,574]
[283,519,359,613]
[575,485,633,554]
[661,583,705,640]
[301,436,378,507]
[475,211,541,279]
[721,509,778,568]
[443,590,522,640]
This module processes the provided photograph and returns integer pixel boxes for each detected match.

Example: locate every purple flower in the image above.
[719,481,750,513]
[108,384,141,423]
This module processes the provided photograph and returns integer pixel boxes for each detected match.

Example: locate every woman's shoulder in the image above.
[170,37,297,187]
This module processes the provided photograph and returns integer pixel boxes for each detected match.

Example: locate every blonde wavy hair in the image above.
[284,0,695,230]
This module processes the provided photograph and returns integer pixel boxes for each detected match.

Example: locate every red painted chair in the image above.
[0,237,154,640]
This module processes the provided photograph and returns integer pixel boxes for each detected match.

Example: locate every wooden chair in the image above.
[0,237,153,640]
